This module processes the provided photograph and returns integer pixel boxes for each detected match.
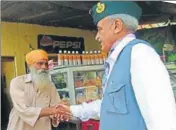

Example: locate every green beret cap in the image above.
[90,1,142,25]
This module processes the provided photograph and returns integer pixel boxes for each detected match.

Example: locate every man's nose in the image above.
[95,33,99,41]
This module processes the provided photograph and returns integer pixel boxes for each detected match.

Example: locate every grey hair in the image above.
[107,14,139,33]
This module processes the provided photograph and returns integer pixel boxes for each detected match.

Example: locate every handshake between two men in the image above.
[51,103,73,124]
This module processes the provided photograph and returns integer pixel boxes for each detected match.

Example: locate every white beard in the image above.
[29,67,51,93]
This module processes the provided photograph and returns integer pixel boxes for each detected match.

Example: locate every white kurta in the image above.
[70,35,176,130]
[7,74,61,130]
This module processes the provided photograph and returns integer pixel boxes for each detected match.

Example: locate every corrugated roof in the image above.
[1,1,176,30]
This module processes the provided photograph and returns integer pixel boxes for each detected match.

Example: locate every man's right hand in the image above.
[53,104,72,121]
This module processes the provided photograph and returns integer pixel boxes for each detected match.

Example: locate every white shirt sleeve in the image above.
[131,44,176,130]
[70,99,102,121]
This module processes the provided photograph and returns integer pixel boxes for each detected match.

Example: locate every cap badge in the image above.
[96,2,105,14]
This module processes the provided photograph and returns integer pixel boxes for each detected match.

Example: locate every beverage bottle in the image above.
[98,50,103,64]
[58,50,64,66]
[94,50,99,64]
[86,51,91,65]
[76,51,81,66]
[72,51,77,66]
[90,51,95,65]
[82,51,86,65]
[68,51,73,66]
[63,50,69,66]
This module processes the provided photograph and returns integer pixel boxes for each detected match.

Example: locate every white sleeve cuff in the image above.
[70,105,82,118]
[70,100,101,121]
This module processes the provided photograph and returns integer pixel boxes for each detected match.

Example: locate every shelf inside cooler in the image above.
[57,88,69,91]
[75,85,97,89]
[73,70,104,88]
[75,85,103,104]
[58,91,70,104]
[51,72,68,89]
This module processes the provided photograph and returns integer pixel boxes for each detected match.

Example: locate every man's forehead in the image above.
[97,17,110,28]
[36,59,48,62]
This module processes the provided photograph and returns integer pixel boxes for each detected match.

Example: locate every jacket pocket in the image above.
[106,83,128,114]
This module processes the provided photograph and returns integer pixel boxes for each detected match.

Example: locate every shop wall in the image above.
[1,22,100,76]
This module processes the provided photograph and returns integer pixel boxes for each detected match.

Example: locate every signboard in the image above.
[38,34,85,54]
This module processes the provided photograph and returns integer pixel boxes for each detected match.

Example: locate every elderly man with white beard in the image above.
[7,49,71,130]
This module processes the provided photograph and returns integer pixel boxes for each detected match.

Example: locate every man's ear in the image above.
[114,18,123,34]
[27,65,30,74]
[25,62,30,74]
[27,64,33,74]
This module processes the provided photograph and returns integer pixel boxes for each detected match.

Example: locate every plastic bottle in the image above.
[94,50,99,64]
[86,51,91,65]
[58,50,64,66]
[76,51,81,66]
[68,51,73,66]
[63,50,69,66]
[90,51,95,65]
[72,51,77,66]
[98,50,103,64]
[82,51,86,65]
